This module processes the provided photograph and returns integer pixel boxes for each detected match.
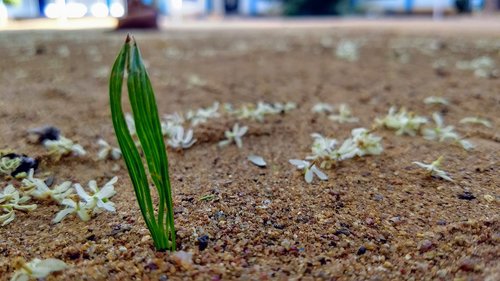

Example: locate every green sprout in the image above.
[109,35,176,251]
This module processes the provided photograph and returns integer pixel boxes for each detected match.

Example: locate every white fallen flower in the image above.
[459,117,492,128]
[96,139,121,160]
[328,104,359,123]
[422,113,459,141]
[329,138,359,163]
[30,181,73,203]
[424,96,449,106]
[0,184,37,226]
[413,156,453,182]
[423,113,474,150]
[53,197,90,223]
[375,107,428,136]
[53,196,91,223]
[351,128,383,156]
[336,40,359,62]
[274,102,297,113]
[0,157,21,176]
[307,133,337,161]
[458,139,475,151]
[0,184,19,204]
[11,257,67,281]
[186,102,220,126]
[218,123,248,149]
[456,56,497,78]
[229,101,296,122]
[21,169,73,203]
[248,155,266,167]
[312,103,334,114]
[43,136,86,159]
[0,208,15,226]
[167,126,196,149]
[74,177,118,212]
[163,112,185,127]
[289,159,328,183]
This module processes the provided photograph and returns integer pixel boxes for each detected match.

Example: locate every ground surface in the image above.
[0,21,499,280]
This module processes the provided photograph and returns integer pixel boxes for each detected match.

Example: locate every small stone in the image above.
[459,258,479,272]
[418,240,433,253]
[281,239,291,250]
[197,235,209,251]
[436,269,448,278]
[483,194,494,203]
[334,228,350,236]
[145,260,159,271]
[458,191,476,201]
[437,220,447,226]
[141,235,151,243]
[119,246,127,252]
[357,246,367,255]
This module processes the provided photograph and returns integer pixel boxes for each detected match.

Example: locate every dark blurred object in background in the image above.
[455,0,471,13]
[283,0,345,16]
[117,0,158,29]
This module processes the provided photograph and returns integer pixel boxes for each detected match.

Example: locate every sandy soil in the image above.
[0,26,499,280]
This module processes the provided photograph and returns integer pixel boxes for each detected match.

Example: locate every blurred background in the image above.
[1,0,499,29]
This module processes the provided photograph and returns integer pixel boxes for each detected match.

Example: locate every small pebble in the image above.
[458,192,476,201]
[459,258,479,272]
[197,235,209,251]
[145,260,159,271]
[418,240,433,253]
[357,246,367,255]
[119,246,127,252]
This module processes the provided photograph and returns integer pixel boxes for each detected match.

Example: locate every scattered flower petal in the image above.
[248,155,266,167]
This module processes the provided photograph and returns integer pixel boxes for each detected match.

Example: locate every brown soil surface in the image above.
[0,26,499,280]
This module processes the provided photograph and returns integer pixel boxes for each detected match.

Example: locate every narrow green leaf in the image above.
[109,35,176,251]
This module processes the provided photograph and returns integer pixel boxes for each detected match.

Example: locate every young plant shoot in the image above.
[109,35,176,251]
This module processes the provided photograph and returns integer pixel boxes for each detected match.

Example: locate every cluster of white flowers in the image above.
[413,156,453,182]
[423,113,474,151]
[185,102,220,126]
[218,124,248,149]
[336,40,359,62]
[11,257,68,281]
[375,107,428,136]
[125,112,197,151]
[43,136,86,160]
[96,139,121,160]
[126,101,296,152]
[22,169,72,203]
[290,128,382,183]
[0,184,37,226]
[225,101,296,122]
[1,169,118,226]
[54,176,118,223]
[305,128,383,170]
[456,56,498,78]
[328,104,359,124]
